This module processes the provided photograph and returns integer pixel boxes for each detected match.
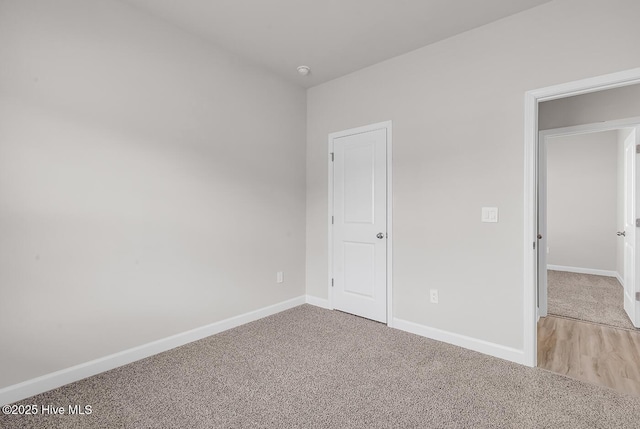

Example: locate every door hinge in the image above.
[331,278,334,287]
[533,241,536,250]
[636,292,640,301]
[332,216,334,225]
[636,145,640,154]
[636,218,640,227]
[330,152,334,162]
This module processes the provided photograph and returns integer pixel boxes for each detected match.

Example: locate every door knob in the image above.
[376,233,385,239]
[537,234,542,240]
[617,231,626,237]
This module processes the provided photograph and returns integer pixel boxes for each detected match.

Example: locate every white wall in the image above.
[0,0,306,389]
[306,0,640,350]
[546,131,618,272]
[539,83,640,130]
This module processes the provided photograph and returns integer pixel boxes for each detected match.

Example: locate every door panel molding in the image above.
[328,121,392,326]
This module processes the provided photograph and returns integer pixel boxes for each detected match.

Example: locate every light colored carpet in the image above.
[2,304,640,428]
[547,270,637,330]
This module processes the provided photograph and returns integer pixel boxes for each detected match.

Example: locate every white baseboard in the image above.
[305,295,331,309]
[392,318,525,365]
[547,265,618,278]
[616,272,624,287]
[0,295,306,406]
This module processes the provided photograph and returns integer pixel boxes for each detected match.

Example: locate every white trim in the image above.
[386,124,394,327]
[0,296,306,406]
[527,68,640,103]
[538,130,548,318]
[524,67,640,368]
[305,295,331,309]
[547,265,618,277]
[616,272,624,287]
[523,90,538,367]
[328,121,393,325]
[327,130,335,311]
[540,117,640,137]
[393,318,525,365]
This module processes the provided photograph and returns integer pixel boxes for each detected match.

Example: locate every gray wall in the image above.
[0,0,306,388]
[539,84,640,130]
[306,0,640,349]
[546,131,618,271]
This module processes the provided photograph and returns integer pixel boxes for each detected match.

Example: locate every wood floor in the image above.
[538,315,640,396]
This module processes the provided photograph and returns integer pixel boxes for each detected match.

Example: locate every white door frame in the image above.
[524,67,640,367]
[328,121,393,326]
[537,119,640,318]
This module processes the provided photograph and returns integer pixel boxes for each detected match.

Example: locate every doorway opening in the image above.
[538,125,640,330]
[526,70,640,396]
[524,68,640,368]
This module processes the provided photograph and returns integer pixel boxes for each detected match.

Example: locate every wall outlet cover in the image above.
[481,207,498,223]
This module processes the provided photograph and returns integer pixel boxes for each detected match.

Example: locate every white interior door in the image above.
[623,128,640,328]
[332,127,387,323]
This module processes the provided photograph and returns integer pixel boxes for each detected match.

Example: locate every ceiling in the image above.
[124,0,553,88]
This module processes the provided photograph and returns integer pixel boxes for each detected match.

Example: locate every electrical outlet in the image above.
[276,271,284,283]
[430,289,439,304]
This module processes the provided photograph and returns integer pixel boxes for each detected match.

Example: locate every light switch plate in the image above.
[481,207,498,223]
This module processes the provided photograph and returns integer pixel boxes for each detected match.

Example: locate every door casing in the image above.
[328,121,393,326]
